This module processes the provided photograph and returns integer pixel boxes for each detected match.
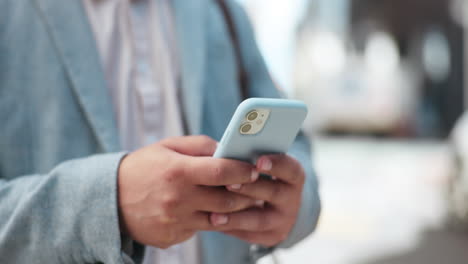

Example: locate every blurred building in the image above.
[294,0,464,138]
[239,1,468,264]
[241,0,464,138]
[350,0,464,137]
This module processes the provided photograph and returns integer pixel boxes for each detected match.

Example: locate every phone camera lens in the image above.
[247,111,259,121]
[240,123,252,134]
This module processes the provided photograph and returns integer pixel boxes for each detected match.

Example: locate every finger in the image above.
[223,230,282,247]
[187,157,258,186]
[256,155,305,185]
[210,208,278,232]
[194,186,259,213]
[161,135,217,156]
[190,211,216,230]
[227,179,291,206]
[191,212,233,232]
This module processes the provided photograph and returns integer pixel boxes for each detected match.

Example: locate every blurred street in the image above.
[260,136,468,264]
[243,0,468,263]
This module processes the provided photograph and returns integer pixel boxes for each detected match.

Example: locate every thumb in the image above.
[160,135,218,156]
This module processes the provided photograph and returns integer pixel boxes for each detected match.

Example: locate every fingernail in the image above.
[255,200,265,207]
[251,170,259,182]
[259,158,272,171]
[212,214,229,226]
[229,184,242,190]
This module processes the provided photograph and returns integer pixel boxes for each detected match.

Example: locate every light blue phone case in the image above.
[213,98,308,163]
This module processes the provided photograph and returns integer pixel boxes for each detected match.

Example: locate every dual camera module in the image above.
[239,109,270,135]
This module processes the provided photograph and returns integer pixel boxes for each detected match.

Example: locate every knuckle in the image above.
[257,213,271,231]
[160,193,181,213]
[163,170,177,183]
[238,197,252,210]
[210,164,227,184]
[221,196,236,210]
[268,183,283,202]
[163,163,183,183]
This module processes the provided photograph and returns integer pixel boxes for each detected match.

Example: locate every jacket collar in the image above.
[34,0,207,151]
[34,0,120,152]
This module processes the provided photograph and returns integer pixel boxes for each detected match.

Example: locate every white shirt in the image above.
[82,0,200,263]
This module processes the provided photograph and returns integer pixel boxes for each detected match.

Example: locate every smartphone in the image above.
[213,98,308,163]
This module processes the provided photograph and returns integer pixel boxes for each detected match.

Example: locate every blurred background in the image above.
[236,0,468,263]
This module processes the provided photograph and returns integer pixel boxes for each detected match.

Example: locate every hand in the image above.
[117,136,260,249]
[211,154,305,247]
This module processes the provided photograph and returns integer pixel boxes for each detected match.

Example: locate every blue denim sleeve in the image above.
[0,153,134,264]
